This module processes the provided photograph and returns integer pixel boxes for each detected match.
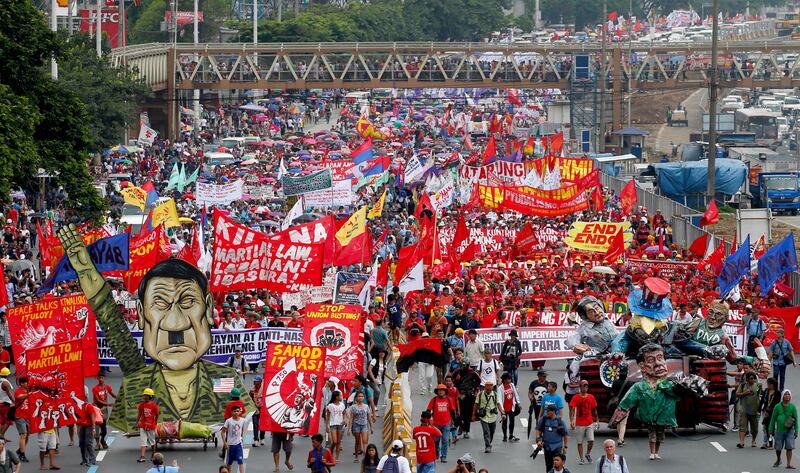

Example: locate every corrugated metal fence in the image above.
[600,172,800,305]
[600,172,727,250]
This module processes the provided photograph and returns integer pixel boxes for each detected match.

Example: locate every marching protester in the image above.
[326,391,346,463]
[761,378,781,449]
[499,373,520,443]
[345,391,373,462]
[146,453,180,473]
[376,440,411,473]
[0,438,20,473]
[307,434,335,473]
[11,377,28,463]
[222,405,247,473]
[92,372,115,451]
[595,439,629,473]
[528,370,549,438]
[769,390,799,469]
[428,384,455,461]
[413,411,442,473]
[361,444,380,473]
[536,405,569,473]
[569,380,598,464]
[473,381,504,453]
[736,372,762,449]
[135,388,159,464]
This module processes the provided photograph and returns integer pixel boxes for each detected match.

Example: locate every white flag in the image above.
[726,283,741,302]
[523,168,544,189]
[405,155,427,183]
[278,157,287,181]
[282,197,304,230]
[138,122,158,146]
[398,260,424,295]
[542,161,562,190]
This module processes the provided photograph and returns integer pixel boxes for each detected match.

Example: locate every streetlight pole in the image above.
[193,0,201,124]
[598,0,607,153]
[50,0,58,79]
[95,0,102,57]
[707,0,719,199]
[253,0,258,46]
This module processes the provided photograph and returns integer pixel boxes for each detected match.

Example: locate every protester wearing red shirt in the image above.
[135,388,159,463]
[568,380,598,465]
[426,384,455,461]
[92,373,116,450]
[13,377,29,462]
[413,410,442,469]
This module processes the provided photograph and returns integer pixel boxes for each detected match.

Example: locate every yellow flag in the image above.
[121,186,147,211]
[152,198,181,228]
[368,189,387,219]
[335,206,367,246]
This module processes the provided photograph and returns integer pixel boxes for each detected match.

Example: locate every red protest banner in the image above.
[275,214,336,266]
[259,343,325,435]
[123,226,171,292]
[302,304,364,380]
[211,210,324,292]
[529,157,597,182]
[627,259,696,278]
[476,183,589,217]
[7,294,99,377]
[20,340,86,433]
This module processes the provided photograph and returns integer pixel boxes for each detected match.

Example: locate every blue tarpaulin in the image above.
[654,159,747,198]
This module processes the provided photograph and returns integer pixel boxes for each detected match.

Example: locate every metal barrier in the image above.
[601,171,800,302]
[382,347,416,471]
[600,172,727,251]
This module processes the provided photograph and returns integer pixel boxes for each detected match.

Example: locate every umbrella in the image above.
[178,217,195,224]
[10,192,26,200]
[293,213,323,224]
[242,159,259,165]
[644,245,669,254]
[240,103,267,112]
[590,265,617,275]
[303,138,318,145]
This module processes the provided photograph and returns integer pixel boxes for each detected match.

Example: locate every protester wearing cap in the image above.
[500,329,523,385]
[376,440,411,473]
[413,411,442,473]
[473,381,504,453]
[447,328,466,363]
[569,380,598,465]
[136,388,159,463]
[0,368,12,439]
[536,404,569,473]
[427,384,455,462]
[226,346,251,380]
[528,370,549,438]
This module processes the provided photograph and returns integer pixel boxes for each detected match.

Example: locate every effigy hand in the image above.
[608,408,628,429]
[57,224,105,299]
[669,373,709,398]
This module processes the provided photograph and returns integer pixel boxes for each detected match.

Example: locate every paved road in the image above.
[9,359,800,473]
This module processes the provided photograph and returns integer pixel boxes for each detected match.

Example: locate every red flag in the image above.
[511,223,538,259]
[0,269,8,308]
[700,200,720,226]
[619,179,637,215]
[372,228,389,255]
[772,280,796,300]
[507,89,522,106]
[376,257,391,287]
[592,186,604,211]
[460,242,477,263]
[393,244,423,284]
[604,228,626,262]
[481,135,497,165]
[688,233,709,257]
[633,19,642,32]
[697,240,726,273]
[453,215,469,252]
[608,11,618,22]
[37,223,49,264]
[414,193,435,221]
[176,242,198,266]
[549,132,564,155]
[191,227,202,263]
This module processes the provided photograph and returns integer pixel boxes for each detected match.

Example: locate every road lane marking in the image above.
[87,466,99,473]
[244,447,250,459]
[710,441,727,452]
[96,450,107,462]
[520,418,528,427]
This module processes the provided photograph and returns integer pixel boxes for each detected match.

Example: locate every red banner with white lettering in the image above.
[211,210,324,292]
[7,295,99,378]
[302,304,364,381]
[79,9,124,48]
[21,340,86,433]
[259,343,326,434]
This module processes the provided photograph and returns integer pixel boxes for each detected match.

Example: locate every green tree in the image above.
[57,33,150,151]
[0,0,104,219]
